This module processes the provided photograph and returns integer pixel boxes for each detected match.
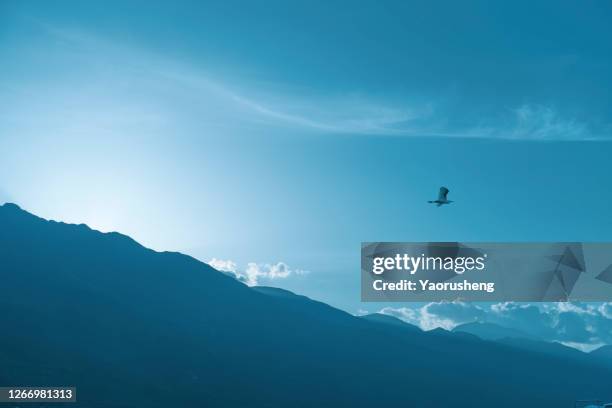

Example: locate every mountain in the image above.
[451,324,589,362]
[452,322,536,341]
[360,313,421,331]
[591,345,612,363]
[497,337,587,361]
[1,203,612,407]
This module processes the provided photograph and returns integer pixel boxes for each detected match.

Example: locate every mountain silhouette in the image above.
[591,345,612,364]
[360,313,422,331]
[1,203,611,407]
[453,322,538,341]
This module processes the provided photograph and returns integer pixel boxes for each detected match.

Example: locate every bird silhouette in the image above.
[428,186,453,207]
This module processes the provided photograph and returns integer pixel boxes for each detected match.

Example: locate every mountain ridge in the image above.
[452,321,538,341]
[1,203,611,407]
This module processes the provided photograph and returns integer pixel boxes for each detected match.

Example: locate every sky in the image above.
[1,0,612,350]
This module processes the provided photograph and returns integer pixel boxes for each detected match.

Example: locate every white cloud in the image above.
[558,341,604,353]
[207,259,309,286]
[379,301,612,350]
[599,302,612,319]
[381,302,487,331]
[208,258,238,273]
[245,262,289,285]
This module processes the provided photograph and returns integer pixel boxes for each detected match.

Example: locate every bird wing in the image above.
[438,187,449,201]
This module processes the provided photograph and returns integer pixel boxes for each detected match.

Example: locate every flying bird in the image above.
[428,187,453,207]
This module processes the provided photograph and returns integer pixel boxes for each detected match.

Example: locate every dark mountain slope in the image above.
[591,345,612,363]
[1,203,611,407]
[360,313,421,331]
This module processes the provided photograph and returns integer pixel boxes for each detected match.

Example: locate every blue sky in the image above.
[2,0,612,349]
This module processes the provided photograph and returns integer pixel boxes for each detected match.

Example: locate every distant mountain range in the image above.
[452,321,537,341]
[1,203,611,407]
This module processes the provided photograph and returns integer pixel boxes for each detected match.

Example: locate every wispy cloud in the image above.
[228,92,430,135]
[12,23,421,136]
[490,104,602,141]
[510,105,589,140]
[6,22,610,142]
